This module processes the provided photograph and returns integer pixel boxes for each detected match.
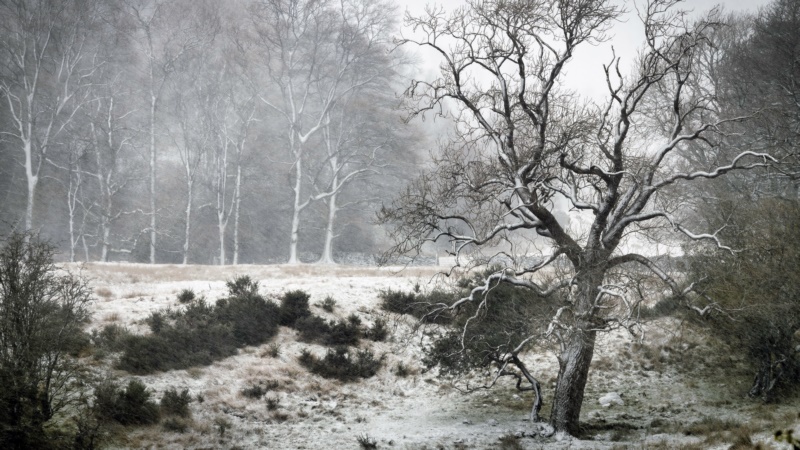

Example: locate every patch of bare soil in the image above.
[74,263,799,449]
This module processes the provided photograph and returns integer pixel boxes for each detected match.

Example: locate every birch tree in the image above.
[249,0,397,264]
[381,0,773,434]
[0,0,97,234]
[123,0,212,263]
[205,60,257,266]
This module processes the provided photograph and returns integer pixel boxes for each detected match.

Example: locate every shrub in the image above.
[324,318,361,346]
[160,388,191,418]
[162,417,189,433]
[146,311,166,334]
[176,289,196,304]
[294,314,362,346]
[0,232,93,448]
[295,315,331,343]
[215,293,280,346]
[298,347,383,382]
[379,289,453,324]
[241,384,267,399]
[365,318,388,342]
[264,343,280,358]
[279,290,312,327]
[356,433,378,449]
[687,199,800,400]
[116,290,279,374]
[317,296,337,312]
[94,379,160,426]
[93,323,131,352]
[379,289,417,315]
[225,275,259,297]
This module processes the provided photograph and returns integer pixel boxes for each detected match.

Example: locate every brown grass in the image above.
[95,287,113,299]
[103,312,120,322]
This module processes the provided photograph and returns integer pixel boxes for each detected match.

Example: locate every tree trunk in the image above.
[24,139,37,233]
[149,93,157,264]
[182,179,193,265]
[550,326,596,434]
[218,220,226,265]
[233,164,241,265]
[288,156,303,264]
[549,269,602,435]
[318,191,338,264]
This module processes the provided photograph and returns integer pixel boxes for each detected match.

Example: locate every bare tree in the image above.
[122,0,212,263]
[249,0,397,263]
[0,0,98,234]
[205,60,257,266]
[382,0,772,434]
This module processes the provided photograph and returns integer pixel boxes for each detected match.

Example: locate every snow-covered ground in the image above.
[73,263,798,449]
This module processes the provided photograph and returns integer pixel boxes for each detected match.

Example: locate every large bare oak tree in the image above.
[381,0,772,434]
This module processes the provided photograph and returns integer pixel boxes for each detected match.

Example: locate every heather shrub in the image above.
[279,290,312,326]
[176,289,196,304]
[365,318,388,342]
[160,388,191,418]
[298,347,383,382]
[225,275,259,297]
[94,379,160,426]
[116,289,279,374]
[379,289,453,324]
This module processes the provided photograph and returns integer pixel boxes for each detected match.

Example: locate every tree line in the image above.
[0,0,419,264]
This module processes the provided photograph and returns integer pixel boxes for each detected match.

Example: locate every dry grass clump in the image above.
[96,287,114,299]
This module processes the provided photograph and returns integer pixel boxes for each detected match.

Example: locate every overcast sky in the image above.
[398,0,773,100]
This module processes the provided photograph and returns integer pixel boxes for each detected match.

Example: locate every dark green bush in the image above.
[240,384,268,399]
[379,289,453,324]
[215,294,280,346]
[160,388,191,418]
[94,379,160,426]
[176,289,196,304]
[294,314,362,346]
[295,315,331,343]
[225,275,259,297]
[298,347,383,382]
[324,318,361,346]
[317,296,337,312]
[422,270,559,377]
[116,290,279,374]
[365,318,388,342]
[146,311,166,334]
[93,323,131,352]
[279,290,312,326]
[379,289,417,315]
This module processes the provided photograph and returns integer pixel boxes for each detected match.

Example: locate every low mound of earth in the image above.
[77,263,798,449]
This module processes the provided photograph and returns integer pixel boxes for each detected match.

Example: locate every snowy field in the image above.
[73,263,798,449]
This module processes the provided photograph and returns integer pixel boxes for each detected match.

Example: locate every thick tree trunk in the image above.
[550,327,596,434]
[549,269,602,435]
[24,139,37,233]
[288,157,303,264]
[100,217,110,263]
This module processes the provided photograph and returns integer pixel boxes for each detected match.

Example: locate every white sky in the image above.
[398,0,773,101]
